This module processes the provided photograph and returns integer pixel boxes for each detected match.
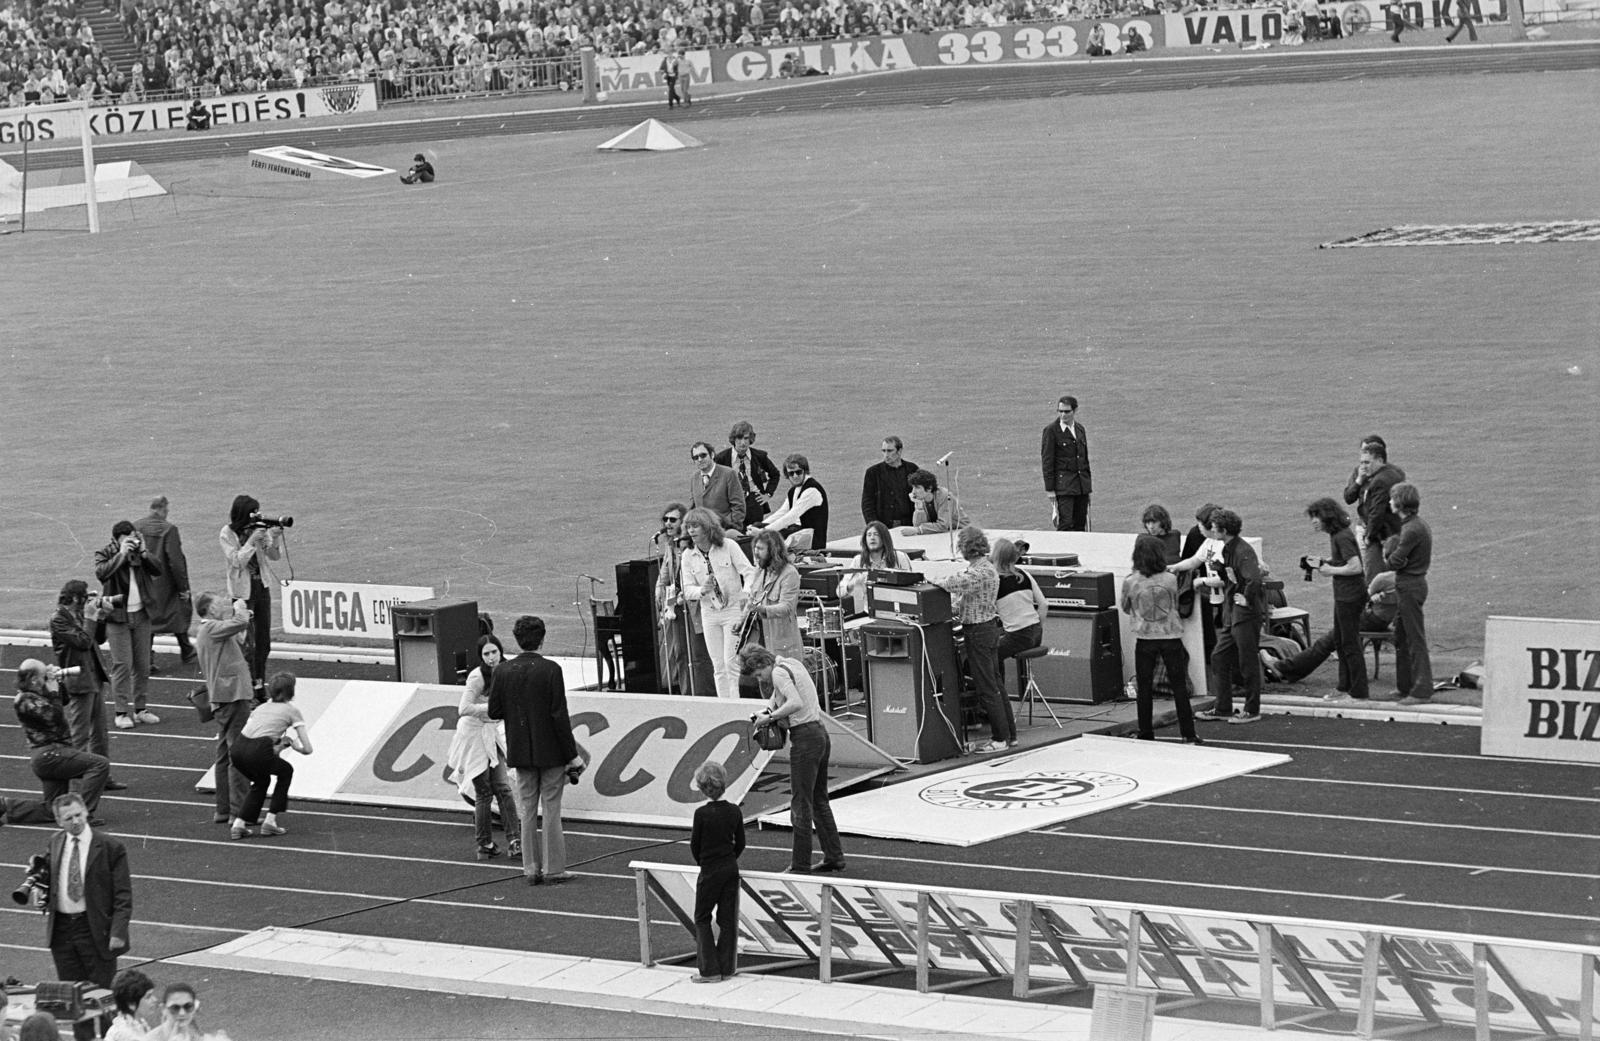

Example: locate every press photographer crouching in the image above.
[12,661,110,824]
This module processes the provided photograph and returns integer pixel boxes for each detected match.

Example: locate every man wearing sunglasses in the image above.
[749,454,829,550]
[688,441,745,531]
[654,505,716,696]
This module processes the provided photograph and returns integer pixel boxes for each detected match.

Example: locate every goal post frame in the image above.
[0,99,98,233]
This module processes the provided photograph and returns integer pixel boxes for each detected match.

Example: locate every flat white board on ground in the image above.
[759,733,1290,845]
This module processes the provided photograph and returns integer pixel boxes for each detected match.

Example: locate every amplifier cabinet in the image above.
[859,619,962,763]
[868,582,952,626]
[1030,608,1124,705]
[1021,568,1116,611]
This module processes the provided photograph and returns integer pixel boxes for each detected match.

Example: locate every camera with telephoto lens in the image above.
[247,512,294,530]
[11,855,49,908]
[1299,555,1323,581]
[84,592,124,621]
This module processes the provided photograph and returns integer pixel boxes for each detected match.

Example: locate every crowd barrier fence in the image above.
[632,861,1600,1037]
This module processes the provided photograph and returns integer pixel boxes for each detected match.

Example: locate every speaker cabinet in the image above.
[859,619,962,763]
[391,598,480,685]
[614,558,662,693]
[1032,608,1124,704]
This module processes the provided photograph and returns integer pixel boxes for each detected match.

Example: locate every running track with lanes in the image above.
[5,42,1599,171]
[2,670,1595,992]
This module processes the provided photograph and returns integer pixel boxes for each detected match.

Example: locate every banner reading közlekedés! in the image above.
[1482,616,1600,765]
[0,84,377,142]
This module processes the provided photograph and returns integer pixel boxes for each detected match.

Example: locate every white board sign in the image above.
[1482,616,1600,765]
[280,581,433,640]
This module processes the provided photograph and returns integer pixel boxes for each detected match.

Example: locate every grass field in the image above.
[3,67,1597,666]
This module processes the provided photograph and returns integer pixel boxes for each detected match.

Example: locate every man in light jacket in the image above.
[194,593,254,826]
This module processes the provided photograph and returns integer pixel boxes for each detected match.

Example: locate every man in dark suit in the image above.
[488,616,584,886]
[134,495,195,667]
[861,436,917,528]
[713,421,779,528]
[1040,395,1092,531]
[45,793,132,993]
[688,441,745,531]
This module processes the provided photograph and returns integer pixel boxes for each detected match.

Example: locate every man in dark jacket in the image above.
[861,436,917,528]
[488,616,584,886]
[714,421,779,528]
[134,495,195,667]
[45,791,132,1041]
[93,521,163,730]
[49,581,120,789]
[1342,435,1406,580]
[1195,510,1266,725]
[1041,395,1091,531]
[13,661,110,820]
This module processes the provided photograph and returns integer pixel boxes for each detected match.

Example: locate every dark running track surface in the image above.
[1,667,1596,1001]
[7,42,1599,171]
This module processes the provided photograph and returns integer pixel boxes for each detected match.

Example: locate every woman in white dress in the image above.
[446,634,522,860]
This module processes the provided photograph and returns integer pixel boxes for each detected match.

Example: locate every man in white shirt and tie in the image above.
[714,421,779,528]
[45,792,131,1032]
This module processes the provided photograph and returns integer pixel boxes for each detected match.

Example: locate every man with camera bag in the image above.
[44,792,132,1040]
[93,521,163,731]
[488,616,585,887]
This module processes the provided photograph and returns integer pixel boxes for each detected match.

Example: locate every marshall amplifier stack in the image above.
[1018,564,1123,705]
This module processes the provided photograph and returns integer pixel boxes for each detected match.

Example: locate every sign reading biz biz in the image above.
[281,581,433,641]
[1482,616,1600,765]
[0,84,378,142]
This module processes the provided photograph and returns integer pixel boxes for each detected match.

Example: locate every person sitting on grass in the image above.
[400,153,435,184]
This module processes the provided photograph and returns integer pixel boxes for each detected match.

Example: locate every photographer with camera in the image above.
[94,521,164,731]
[13,661,111,823]
[487,616,585,887]
[49,581,116,775]
[1280,499,1368,701]
[220,495,285,697]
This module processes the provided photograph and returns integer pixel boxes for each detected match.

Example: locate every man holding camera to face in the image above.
[12,661,111,823]
[93,521,164,731]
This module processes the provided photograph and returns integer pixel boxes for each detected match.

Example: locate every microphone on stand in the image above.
[650,526,669,541]
[580,573,608,584]
[936,451,954,466]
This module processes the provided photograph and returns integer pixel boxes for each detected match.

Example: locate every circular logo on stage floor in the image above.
[918,771,1138,810]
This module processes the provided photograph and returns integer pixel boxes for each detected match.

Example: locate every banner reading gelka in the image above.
[1482,616,1600,766]
[760,733,1289,844]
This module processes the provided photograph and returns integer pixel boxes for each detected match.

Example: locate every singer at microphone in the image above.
[897,468,971,536]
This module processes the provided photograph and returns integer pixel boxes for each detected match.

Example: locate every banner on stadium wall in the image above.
[595,50,712,93]
[280,581,433,641]
[1163,0,1505,45]
[1482,616,1600,766]
[3,84,380,142]
[638,863,1600,1032]
[711,21,1163,82]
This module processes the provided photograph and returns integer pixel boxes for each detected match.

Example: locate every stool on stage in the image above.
[1015,645,1062,728]
[1270,606,1311,648]
[1361,630,1395,679]
[589,596,623,690]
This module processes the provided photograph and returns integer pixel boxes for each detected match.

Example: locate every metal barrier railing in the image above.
[632,861,1600,1038]
[379,56,582,104]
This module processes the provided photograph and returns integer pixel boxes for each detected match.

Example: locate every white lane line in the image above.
[1145,801,1598,841]
[1033,832,1599,880]
[1214,738,1600,768]
[0,723,212,743]
[1246,774,1600,804]
[0,910,246,936]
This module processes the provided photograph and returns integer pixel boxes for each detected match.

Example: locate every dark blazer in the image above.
[690,464,747,530]
[133,513,192,633]
[47,828,133,961]
[91,541,162,625]
[1041,421,1091,496]
[1344,461,1406,548]
[860,458,917,526]
[49,605,109,691]
[487,652,578,770]
[714,447,779,525]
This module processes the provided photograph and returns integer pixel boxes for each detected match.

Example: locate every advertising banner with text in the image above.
[0,84,378,143]
[710,19,1163,82]
[208,681,779,827]
[280,581,433,642]
[1482,616,1600,765]
[595,50,713,94]
[1163,0,1505,46]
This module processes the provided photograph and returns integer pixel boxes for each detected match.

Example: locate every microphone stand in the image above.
[649,534,671,695]
[582,573,604,689]
[941,458,961,558]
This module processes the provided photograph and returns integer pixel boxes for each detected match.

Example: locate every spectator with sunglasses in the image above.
[655,504,716,697]
[688,442,746,531]
[749,454,829,550]
[144,983,220,1041]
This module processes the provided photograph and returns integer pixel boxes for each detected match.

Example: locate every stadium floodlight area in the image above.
[0,99,99,233]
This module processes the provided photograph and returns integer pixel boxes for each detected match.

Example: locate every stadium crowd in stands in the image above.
[4,0,1235,108]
